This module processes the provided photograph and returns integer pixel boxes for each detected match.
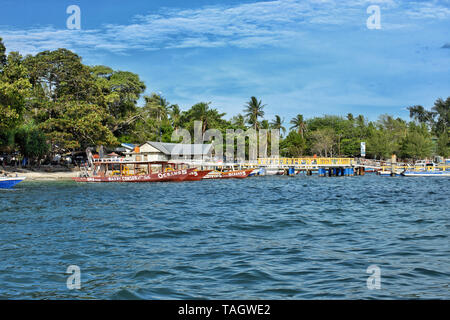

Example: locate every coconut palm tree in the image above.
[270,115,286,136]
[144,93,169,121]
[188,102,225,135]
[290,114,307,137]
[231,113,246,129]
[169,104,181,130]
[431,97,450,134]
[408,105,433,125]
[244,96,265,130]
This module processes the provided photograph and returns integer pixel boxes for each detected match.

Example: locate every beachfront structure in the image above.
[124,141,213,162]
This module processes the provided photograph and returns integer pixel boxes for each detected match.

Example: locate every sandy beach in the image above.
[1,167,79,181]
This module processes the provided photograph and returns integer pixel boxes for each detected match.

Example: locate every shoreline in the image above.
[1,167,79,181]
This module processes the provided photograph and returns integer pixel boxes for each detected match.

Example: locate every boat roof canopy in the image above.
[143,141,212,156]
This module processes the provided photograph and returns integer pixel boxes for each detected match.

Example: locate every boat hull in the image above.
[264,169,285,176]
[183,170,213,181]
[0,177,26,189]
[73,168,194,183]
[402,171,450,177]
[203,169,253,179]
[378,170,401,176]
[248,168,264,176]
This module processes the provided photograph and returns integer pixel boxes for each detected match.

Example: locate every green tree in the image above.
[408,105,434,125]
[290,114,307,138]
[367,127,396,159]
[231,114,246,130]
[400,123,433,160]
[436,130,450,158]
[169,104,182,131]
[432,97,450,135]
[270,115,285,136]
[310,128,336,157]
[181,102,227,135]
[143,93,169,122]
[15,124,49,162]
[91,67,146,134]
[280,131,306,157]
[24,49,98,104]
[0,51,32,132]
[40,101,117,151]
[0,37,6,69]
[244,96,265,130]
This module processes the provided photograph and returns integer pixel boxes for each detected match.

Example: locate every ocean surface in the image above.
[0,175,449,299]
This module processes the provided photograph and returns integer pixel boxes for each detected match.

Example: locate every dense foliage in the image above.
[0,39,448,163]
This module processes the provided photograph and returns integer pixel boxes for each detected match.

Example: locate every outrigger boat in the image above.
[0,176,26,189]
[73,159,195,183]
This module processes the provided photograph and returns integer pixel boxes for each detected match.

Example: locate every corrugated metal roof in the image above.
[121,143,136,150]
[144,141,212,156]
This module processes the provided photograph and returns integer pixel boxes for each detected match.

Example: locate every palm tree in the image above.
[169,104,181,130]
[244,96,265,130]
[408,105,433,124]
[431,97,450,134]
[290,114,307,137]
[231,114,246,129]
[270,115,286,136]
[189,102,225,135]
[144,93,169,121]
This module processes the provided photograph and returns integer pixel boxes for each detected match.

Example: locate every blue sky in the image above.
[1,0,449,122]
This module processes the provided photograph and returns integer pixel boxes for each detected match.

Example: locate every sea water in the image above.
[0,175,448,299]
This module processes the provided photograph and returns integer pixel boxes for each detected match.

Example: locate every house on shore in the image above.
[124,141,213,162]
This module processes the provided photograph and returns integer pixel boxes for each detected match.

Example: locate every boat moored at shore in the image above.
[183,169,213,181]
[73,159,195,183]
[0,176,26,189]
[203,169,254,179]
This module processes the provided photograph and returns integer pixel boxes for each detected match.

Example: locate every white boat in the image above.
[0,176,26,189]
[248,168,263,176]
[401,161,450,177]
[263,168,285,176]
[402,170,450,177]
[378,170,402,176]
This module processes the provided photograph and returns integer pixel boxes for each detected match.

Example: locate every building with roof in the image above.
[124,141,213,162]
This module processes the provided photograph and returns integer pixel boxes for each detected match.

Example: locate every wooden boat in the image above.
[203,169,253,179]
[73,160,194,183]
[0,176,26,189]
[183,169,213,181]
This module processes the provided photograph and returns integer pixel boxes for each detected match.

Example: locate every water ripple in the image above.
[0,175,449,299]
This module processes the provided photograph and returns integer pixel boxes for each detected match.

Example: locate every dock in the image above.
[170,157,375,176]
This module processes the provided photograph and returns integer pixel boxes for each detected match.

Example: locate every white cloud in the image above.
[0,0,449,55]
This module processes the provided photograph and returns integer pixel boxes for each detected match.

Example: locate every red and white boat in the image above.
[73,160,195,183]
[183,169,213,181]
[203,169,253,179]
